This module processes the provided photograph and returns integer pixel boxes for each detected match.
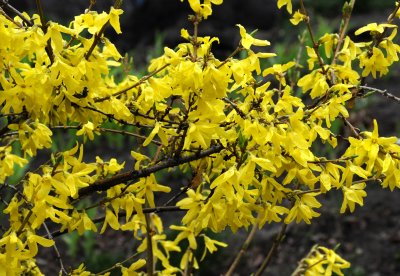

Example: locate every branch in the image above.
[254,222,288,276]
[94,63,169,102]
[0,0,33,26]
[225,222,258,276]
[144,211,154,276]
[84,0,123,60]
[341,115,361,139]
[223,97,246,119]
[0,7,22,27]
[50,125,163,146]
[35,0,54,64]
[78,144,224,197]
[50,206,184,238]
[217,46,243,69]
[331,0,355,67]
[359,85,400,103]
[299,0,328,76]
[94,252,140,275]
[43,222,67,275]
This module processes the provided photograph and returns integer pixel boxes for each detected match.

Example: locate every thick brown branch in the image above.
[145,211,154,276]
[78,144,224,197]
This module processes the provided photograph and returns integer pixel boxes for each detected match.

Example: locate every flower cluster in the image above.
[0,0,400,274]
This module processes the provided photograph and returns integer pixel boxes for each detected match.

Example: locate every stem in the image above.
[294,189,321,196]
[95,63,169,102]
[43,222,67,275]
[94,252,140,275]
[77,144,224,197]
[183,248,194,276]
[225,222,258,276]
[145,211,154,276]
[50,125,163,146]
[16,210,33,236]
[223,97,246,119]
[0,0,33,26]
[359,85,400,103]
[217,46,243,69]
[50,206,184,238]
[308,156,356,164]
[341,115,361,139]
[84,0,122,60]
[254,223,288,276]
[192,14,200,61]
[299,0,328,76]
[387,0,400,24]
[331,0,356,67]
[352,177,377,185]
[35,0,54,64]
[291,244,319,276]
[0,8,23,27]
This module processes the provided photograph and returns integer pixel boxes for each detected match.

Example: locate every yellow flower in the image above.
[340,182,367,213]
[121,259,146,276]
[277,0,293,14]
[358,47,390,78]
[290,10,306,25]
[77,121,97,141]
[299,246,350,276]
[285,193,321,224]
[355,23,397,36]
[236,24,270,49]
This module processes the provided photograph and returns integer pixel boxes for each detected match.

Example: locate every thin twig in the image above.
[16,210,33,236]
[341,115,361,139]
[308,155,357,164]
[50,206,184,238]
[43,222,67,275]
[299,0,328,76]
[191,14,200,61]
[291,244,319,276]
[254,222,288,276]
[294,189,320,196]
[183,248,194,276]
[0,8,22,27]
[225,222,258,276]
[94,252,140,275]
[331,0,355,67]
[35,0,54,64]
[387,1,400,25]
[0,0,33,26]
[94,63,169,102]
[217,46,243,69]
[352,177,377,185]
[53,125,163,146]
[84,0,122,60]
[359,85,400,103]
[223,97,246,119]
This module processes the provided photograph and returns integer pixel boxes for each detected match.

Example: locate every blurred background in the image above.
[7,0,400,275]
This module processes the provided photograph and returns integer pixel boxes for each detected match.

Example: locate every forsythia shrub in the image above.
[0,0,400,274]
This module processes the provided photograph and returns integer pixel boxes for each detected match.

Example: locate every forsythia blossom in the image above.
[0,0,400,274]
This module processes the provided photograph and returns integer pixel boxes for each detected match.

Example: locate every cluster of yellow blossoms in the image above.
[1,0,400,274]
